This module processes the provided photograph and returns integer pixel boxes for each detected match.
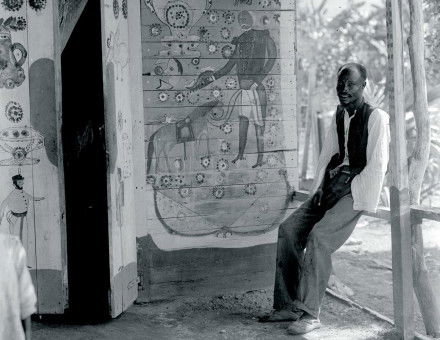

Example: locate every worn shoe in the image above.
[258,309,303,323]
[287,315,321,335]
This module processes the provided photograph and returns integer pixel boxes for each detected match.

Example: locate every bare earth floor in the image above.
[33,217,440,340]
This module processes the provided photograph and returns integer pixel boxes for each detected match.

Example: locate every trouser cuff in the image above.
[293,300,319,319]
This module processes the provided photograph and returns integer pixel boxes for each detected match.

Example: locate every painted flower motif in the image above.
[267,154,278,167]
[175,92,185,103]
[220,27,231,40]
[187,92,200,105]
[268,92,276,102]
[195,173,205,184]
[5,101,23,123]
[1,0,23,11]
[146,175,156,186]
[191,58,200,65]
[201,156,211,169]
[223,10,235,24]
[212,185,225,199]
[269,106,278,117]
[269,123,279,135]
[256,169,268,182]
[208,43,218,54]
[158,92,168,102]
[216,158,229,172]
[265,77,275,88]
[220,140,230,153]
[216,172,226,184]
[260,0,271,7]
[207,10,218,23]
[149,23,162,37]
[266,138,277,148]
[28,0,46,11]
[21,129,28,137]
[210,86,222,99]
[12,130,19,138]
[245,183,257,195]
[113,0,119,18]
[2,131,8,137]
[225,77,237,89]
[174,175,184,185]
[160,175,172,187]
[154,65,164,75]
[221,122,232,134]
[8,16,27,31]
[178,185,192,198]
[221,45,233,59]
[197,26,209,40]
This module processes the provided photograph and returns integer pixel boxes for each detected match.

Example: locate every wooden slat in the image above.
[59,0,88,51]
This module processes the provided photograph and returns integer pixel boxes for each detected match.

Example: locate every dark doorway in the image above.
[61,0,110,321]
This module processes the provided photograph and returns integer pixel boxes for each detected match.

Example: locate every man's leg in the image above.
[272,198,325,313]
[289,195,362,332]
[232,116,249,163]
[252,124,264,168]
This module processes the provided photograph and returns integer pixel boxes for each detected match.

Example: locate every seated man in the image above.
[261,62,390,335]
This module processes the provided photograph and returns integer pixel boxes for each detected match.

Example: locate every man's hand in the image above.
[312,188,324,207]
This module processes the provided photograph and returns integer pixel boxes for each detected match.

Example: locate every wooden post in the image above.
[300,65,317,180]
[386,0,415,338]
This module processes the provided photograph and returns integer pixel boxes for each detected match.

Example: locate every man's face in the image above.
[15,179,24,189]
[238,11,253,30]
[336,67,365,106]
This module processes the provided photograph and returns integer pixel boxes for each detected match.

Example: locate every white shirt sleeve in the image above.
[15,241,37,319]
[351,108,390,212]
[310,113,339,195]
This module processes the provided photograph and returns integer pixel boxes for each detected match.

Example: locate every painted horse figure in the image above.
[147,100,220,174]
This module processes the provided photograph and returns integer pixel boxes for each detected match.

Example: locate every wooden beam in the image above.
[59,0,89,51]
[386,0,415,338]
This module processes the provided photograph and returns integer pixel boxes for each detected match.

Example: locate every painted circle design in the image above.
[5,101,23,123]
[160,175,172,187]
[211,86,222,99]
[208,43,218,54]
[178,186,192,198]
[220,140,230,153]
[195,173,205,184]
[191,58,200,65]
[175,92,185,103]
[221,122,232,134]
[200,156,211,169]
[166,4,190,29]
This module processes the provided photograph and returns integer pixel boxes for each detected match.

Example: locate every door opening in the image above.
[61,0,110,321]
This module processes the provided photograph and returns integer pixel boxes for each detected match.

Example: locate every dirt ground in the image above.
[32,216,440,340]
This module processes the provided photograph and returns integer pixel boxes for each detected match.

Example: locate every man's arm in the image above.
[351,109,390,212]
[256,32,277,83]
[213,39,239,80]
[309,113,340,196]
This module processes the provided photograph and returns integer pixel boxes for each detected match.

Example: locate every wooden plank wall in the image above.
[0,1,66,312]
[138,0,298,299]
[100,0,139,317]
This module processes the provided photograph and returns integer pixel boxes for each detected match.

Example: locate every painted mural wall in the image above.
[140,0,298,249]
[0,0,65,312]
[100,0,138,317]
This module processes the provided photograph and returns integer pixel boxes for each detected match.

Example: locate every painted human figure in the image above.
[187,10,277,168]
[0,174,44,241]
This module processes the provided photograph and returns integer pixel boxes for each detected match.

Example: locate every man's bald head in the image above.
[337,63,367,82]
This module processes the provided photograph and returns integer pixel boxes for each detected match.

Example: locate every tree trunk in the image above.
[407,0,440,336]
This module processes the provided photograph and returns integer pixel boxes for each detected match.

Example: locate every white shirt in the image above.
[310,107,390,213]
[0,234,37,340]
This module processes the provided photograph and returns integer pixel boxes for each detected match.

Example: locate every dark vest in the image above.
[332,101,375,172]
